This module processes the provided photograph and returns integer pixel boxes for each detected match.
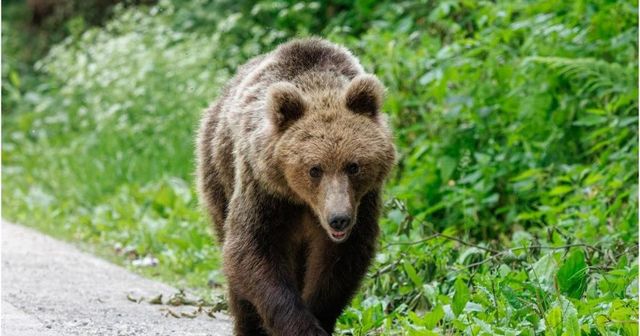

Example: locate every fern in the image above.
[523,56,634,97]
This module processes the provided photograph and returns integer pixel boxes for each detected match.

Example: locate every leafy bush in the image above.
[2,0,637,334]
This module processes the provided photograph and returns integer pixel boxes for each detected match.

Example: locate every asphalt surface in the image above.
[1,221,232,336]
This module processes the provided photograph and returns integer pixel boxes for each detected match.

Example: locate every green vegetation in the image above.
[3,0,638,334]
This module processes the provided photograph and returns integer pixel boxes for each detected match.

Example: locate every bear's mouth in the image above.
[329,229,349,242]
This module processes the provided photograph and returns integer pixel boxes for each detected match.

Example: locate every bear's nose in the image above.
[329,215,351,231]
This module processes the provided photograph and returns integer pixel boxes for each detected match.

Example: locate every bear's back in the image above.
[227,38,365,111]
[270,38,364,81]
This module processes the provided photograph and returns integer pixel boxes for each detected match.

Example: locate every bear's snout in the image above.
[329,214,351,231]
[326,212,353,242]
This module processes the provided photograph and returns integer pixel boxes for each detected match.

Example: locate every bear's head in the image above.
[268,75,396,243]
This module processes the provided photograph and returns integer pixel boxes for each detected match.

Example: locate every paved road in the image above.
[1,221,232,336]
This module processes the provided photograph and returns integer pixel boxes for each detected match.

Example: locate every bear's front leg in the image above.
[223,188,327,336]
[302,191,381,333]
[224,236,327,336]
[227,290,268,335]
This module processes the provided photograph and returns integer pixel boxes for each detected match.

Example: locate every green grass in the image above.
[2,0,638,334]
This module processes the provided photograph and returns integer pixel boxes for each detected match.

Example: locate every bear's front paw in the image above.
[277,314,328,336]
[301,321,330,336]
[304,324,329,336]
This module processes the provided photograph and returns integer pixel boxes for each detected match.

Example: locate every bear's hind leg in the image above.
[202,173,228,243]
[197,102,232,243]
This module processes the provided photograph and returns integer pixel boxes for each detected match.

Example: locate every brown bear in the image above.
[196,37,395,336]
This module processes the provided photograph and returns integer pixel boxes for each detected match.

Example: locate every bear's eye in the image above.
[309,166,322,178]
[346,162,360,175]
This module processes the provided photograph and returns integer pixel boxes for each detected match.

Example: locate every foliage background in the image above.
[2,0,638,334]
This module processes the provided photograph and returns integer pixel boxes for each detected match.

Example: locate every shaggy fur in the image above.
[196,38,395,336]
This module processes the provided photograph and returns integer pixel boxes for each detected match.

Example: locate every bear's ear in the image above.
[267,82,307,131]
[344,74,385,117]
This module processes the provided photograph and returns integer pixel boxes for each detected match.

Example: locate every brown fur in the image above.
[196,38,395,335]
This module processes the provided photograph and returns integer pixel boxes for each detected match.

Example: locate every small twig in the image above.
[372,253,406,277]
[437,233,499,254]
[161,308,181,318]
[384,232,498,253]
[383,233,440,247]
[509,243,601,253]
[127,293,144,303]
[458,244,602,270]
[463,253,503,269]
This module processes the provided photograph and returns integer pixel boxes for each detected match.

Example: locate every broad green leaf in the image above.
[595,315,608,334]
[549,185,574,196]
[403,261,423,287]
[573,115,608,126]
[561,297,580,336]
[501,285,523,309]
[438,156,457,181]
[511,168,543,181]
[545,306,562,331]
[423,305,444,329]
[452,277,470,316]
[616,255,628,269]
[530,253,557,287]
[557,249,588,299]
[9,70,21,88]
